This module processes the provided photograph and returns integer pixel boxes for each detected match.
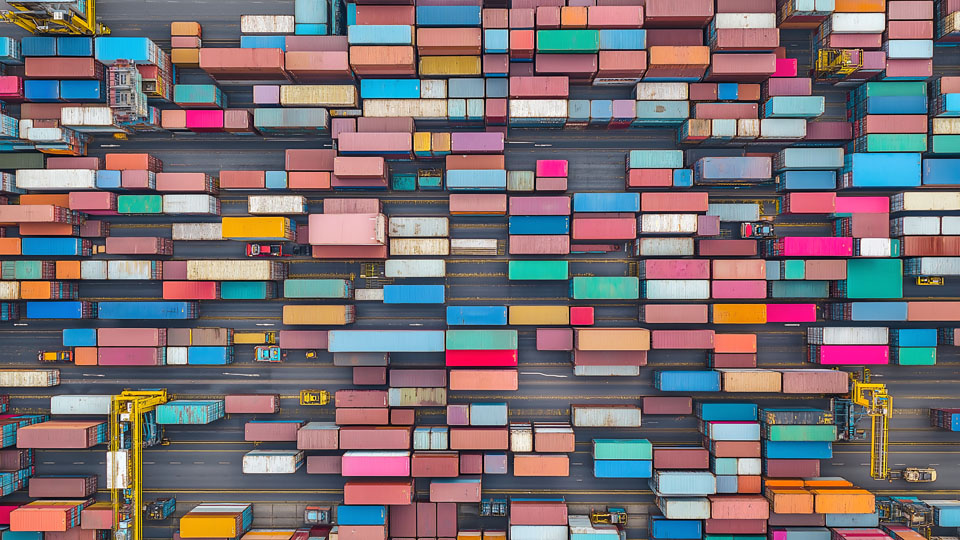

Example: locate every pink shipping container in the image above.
[356,5,415,24]
[220,170,265,189]
[336,408,390,425]
[337,132,412,155]
[888,1,934,20]
[80,505,113,530]
[447,405,469,425]
[278,330,328,349]
[886,20,933,39]
[641,193,709,213]
[535,177,567,191]
[536,328,574,350]
[642,396,693,415]
[298,426,339,450]
[812,345,889,365]
[706,53,776,82]
[778,369,848,394]
[48,157,100,169]
[28,476,97,498]
[199,48,288,80]
[437,503,457,536]
[834,196,889,214]
[97,328,165,347]
[907,302,960,321]
[510,501,568,525]
[628,169,673,188]
[765,303,816,322]
[712,260,765,280]
[709,496,769,520]
[338,526,386,540]
[885,59,932,80]
[417,502,437,537]
[185,110,224,132]
[641,304,709,324]
[643,0,714,27]
[390,369,446,388]
[450,132,504,154]
[643,259,710,279]
[712,280,767,299]
[286,149,336,171]
[342,452,411,476]
[509,76,569,98]
[155,172,218,193]
[536,160,568,177]
[536,54,598,79]
[336,390,388,408]
[588,5,644,27]
[105,236,172,255]
[776,237,852,257]
[163,281,219,300]
[716,0,776,12]
[97,347,164,366]
[449,427,509,450]
[333,157,386,178]
[572,218,636,240]
[654,447,710,469]
[450,194,508,215]
[344,481,414,505]
[286,50,352,81]
[68,192,117,214]
[858,115,927,135]
[651,330,715,349]
[429,479,482,503]
[509,235,570,254]
[509,196,571,215]
[785,192,836,214]
[699,239,757,256]
[16,421,107,449]
[244,421,302,442]
[224,394,280,414]
[694,103,759,119]
[339,426,412,449]
[764,78,812,97]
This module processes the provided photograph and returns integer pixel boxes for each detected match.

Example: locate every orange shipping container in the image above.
[907,301,960,321]
[74,347,97,366]
[649,46,710,66]
[765,488,814,514]
[575,328,650,351]
[812,489,875,514]
[171,21,202,36]
[513,454,569,477]
[709,495,770,520]
[20,194,70,207]
[19,223,76,236]
[0,238,21,255]
[561,6,588,27]
[104,153,160,171]
[56,261,81,280]
[804,479,853,487]
[349,47,416,74]
[449,427,509,450]
[712,260,766,280]
[834,0,886,11]
[344,481,414,505]
[712,304,767,324]
[449,369,518,391]
[417,28,483,55]
[766,479,805,488]
[713,334,757,353]
[20,281,57,300]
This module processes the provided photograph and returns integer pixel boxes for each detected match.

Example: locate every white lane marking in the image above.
[193,461,205,465]
[42,461,55,465]
[520,371,568,378]
[218,461,231,465]
[82,373,105,377]
[72,461,85,465]
[170,461,182,465]
[143,461,156,465]
[223,372,260,377]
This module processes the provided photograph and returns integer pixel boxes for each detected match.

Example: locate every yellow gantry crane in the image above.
[1,0,110,35]
[108,390,168,540]
[815,48,863,79]
[833,369,891,480]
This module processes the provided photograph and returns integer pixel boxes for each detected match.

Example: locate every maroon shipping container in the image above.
[710,28,780,52]
[768,512,826,527]
[716,0,776,11]
[16,421,107,449]
[297,425,339,450]
[98,347,164,366]
[25,57,103,79]
[706,53,776,82]
[510,500,568,526]
[105,236,172,255]
[429,478,481,503]
[646,29,704,46]
[390,504,416,537]
[694,102,758,119]
[705,520,766,534]
[390,369,446,388]
[642,396,693,415]
[335,390,388,408]
[224,394,280,414]
[278,330,328,349]
[437,503,457,537]
[285,149,336,171]
[765,458,820,478]
[652,330,715,349]
[536,54,598,79]
[509,235,570,255]
[449,427,509,450]
[97,328,165,347]
[446,154,505,170]
[536,328,574,351]
[641,304,709,324]
[698,239,757,256]
[805,121,852,141]
[354,367,387,386]
[653,447,709,469]
[339,426,412,449]
[0,449,33,470]
[710,440,761,458]
[573,350,647,366]
[220,170,265,189]
[417,502,437,538]
[411,452,459,477]
[244,421,303,442]
[336,408,390,425]
[306,455,342,474]
[710,353,758,367]
[47,157,100,170]
[28,475,97,498]
[392,409,416,425]
[643,0,714,27]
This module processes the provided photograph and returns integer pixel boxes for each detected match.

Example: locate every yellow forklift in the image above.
[299,390,332,406]
[590,507,627,527]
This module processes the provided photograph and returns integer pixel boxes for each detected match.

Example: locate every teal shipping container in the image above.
[570,277,640,299]
[296,0,329,24]
[155,400,225,425]
[763,96,825,118]
[284,279,352,299]
[592,439,652,460]
[775,147,844,170]
[221,281,276,300]
[633,101,690,125]
[174,84,227,108]
[629,150,684,169]
[347,25,414,45]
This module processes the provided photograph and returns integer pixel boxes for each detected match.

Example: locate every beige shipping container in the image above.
[634,82,688,100]
[240,15,295,33]
[509,99,568,119]
[248,195,308,215]
[390,238,450,256]
[0,369,59,387]
[187,260,285,281]
[575,328,650,351]
[0,282,20,300]
[282,305,356,326]
[172,222,222,241]
[362,99,447,119]
[509,305,570,325]
[718,369,782,393]
[712,259,766,280]
[892,192,960,212]
[280,85,358,108]
[932,118,960,135]
[450,238,498,255]
[419,56,482,76]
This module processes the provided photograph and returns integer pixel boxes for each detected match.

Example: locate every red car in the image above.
[246,243,289,257]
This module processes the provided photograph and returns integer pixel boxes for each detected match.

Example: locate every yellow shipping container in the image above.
[458,532,482,540]
[484,532,507,540]
[279,85,358,107]
[834,0,886,12]
[508,305,569,325]
[712,304,767,324]
[414,132,432,156]
[432,132,451,153]
[419,56,482,76]
[241,531,296,540]
[221,217,293,241]
[179,514,242,538]
[233,332,273,345]
[575,328,650,351]
[718,368,782,392]
[363,99,447,119]
[282,305,355,325]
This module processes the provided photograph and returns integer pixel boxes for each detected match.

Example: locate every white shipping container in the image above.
[714,13,777,28]
[248,195,307,215]
[510,423,533,453]
[828,12,885,33]
[61,106,118,129]
[942,216,960,235]
[240,15,295,34]
[187,260,284,281]
[166,347,189,365]
[932,118,960,135]
[108,260,156,280]
[354,288,385,301]
[759,118,806,140]
[707,203,760,222]
[574,365,640,376]
[172,222,223,241]
[906,257,960,275]
[450,238,497,255]
[16,169,97,190]
[640,214,698,234]
[81,260,108,280]
[635,237,695,256]
[807,326,889,345]
[0,369,59,387]
[572,406,641,427]
[634,82,688,101]
[891,216,940,236]
[420,80,447,99]
[163,194,220,215]
[737,457,762,475]
[644,280,710,300]
[657,497,711,519]
[568,516,619,538]
[856,238,894,257]
[883,39,933,59]
[509,99,568,119]
[25,127,69,142]
[362,99,447,119]
[510,526,569,540]
[0,282,19,300]
[892,192,960,212]
[241,449,304,474]
[390,238,450,256]
[50,395,113,415]
[388,217,450,237]
[385,259,446,278]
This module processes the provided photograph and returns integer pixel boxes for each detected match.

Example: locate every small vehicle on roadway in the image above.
[889,468,936,482]
[740,222,775,239]
[916,276,944,286]
[38,350,72,363]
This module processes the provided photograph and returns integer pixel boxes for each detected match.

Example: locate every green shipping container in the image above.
[536,30,600,53]
[391,174,416,191]
[863,81,926,97]
[931,135,960,155]
[445,329,518,350]
[592,439,652,460]
[15,261,44,280]
[628,150,684,169]
[844,259,903,299]
[769,280,829,299]
[712,457,737,475]
[507,171,534,191]
[894,347,936,365]
[783,259,805,280]
[861,134,926,153]
[221,281,273,300]
[764,424,837,442]
[0,152,45,170]
[284,278,352,298]
[508,260,569,280]
[570,276,639,300]
[118,195,163,214]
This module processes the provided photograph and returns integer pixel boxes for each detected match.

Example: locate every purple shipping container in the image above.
[306,455,342,474]
[336,390,388,408]
[447,404,470,425]
[483,453,507,474]
[245,421,303,441]
[253,85,281,105]
[536,328,574,350]
[711,280,768,299]
[651,330,715,349]
[509,196,571,215]
[450,132,504,154]
[390,369,447,388]
[278,330,328,349]
[225,394,280,414]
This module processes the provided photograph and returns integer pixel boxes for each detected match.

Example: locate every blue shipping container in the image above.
[717,83,738,100]
[922,159,960,185]
[156,400,224,425]
[655,371,721,392]
[446,306,508,326]
[673,169,693,187]
[633,101,689,124]
[849,302,908,321]
[590,100,613,122]
[933,504,960,526]
[21,36,57,56]
[21,238,86,256]
[763,441,833,459]
[188,347,234,365]
[97,302,197,320]
[598,29,646,50]
[446,169,506,190]
[296,0,329,24]
[26,302,88,320]
[866,95,926,114]
[24,80,59,102]
[328,330,446,352]
[347,25,414,45]
[844,153,921,188]
[59,80,104,102]
[697,402,757,421]
[360,79,420,99]
[240,36,287,50]
[594,460,652,478]
[777,170,837,191]
[825,513,879,528]
[509,216,570,235]
[336,506,387,526]
[449,78,485,98]
[572,193,640,213]
[295,23,328,35]
[96,170,122,189]
[0,37,22,64]
[650,518,702,540]
[416,6,482,26]
[892,328,937,347]
[486,78,508,98]
[383,285,445,304]
[95,37,157,64]
[484,29,509,53]
[63,328,97,347]
[57,37,94,57]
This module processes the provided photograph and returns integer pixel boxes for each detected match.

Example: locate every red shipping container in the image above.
[28,476,97,498]
[344,481,413,505]
[156,172,218,193]
[460,452,482,474]
[339,426,411,449]
[446,154,504,170]
[642,304,709,324]
[437,503,457,537]
[653,447,710,469]
[484,8,510,28]
[68,192,117,214]
[627,169,673,188]
[97,328,165,347]
[642,396,693,414]
[286,50,353,81]
[80,505,112,530]
[884,59,932,80]
[411,452,459,477]
[695,102,758,119]
[450,427,509,450]
[224,394,280,414]
[510,30,535,60]
[510,501,568,525]
[390,504,417,537]
[716,0,776,11]
[245,421,302,442]
[105,153,161,172]
[336,408,390,425]
[445,349,518,367]
[710,440,761,457]
[163,281,219,300]
[278,330,328,349]
[573,350,647,366]
[709,495,769,520]
[429,479,482,502]
[710,28,779,52]
[887,1,934,20]
[356,5,415,24]
[392,409,416,425]
[25,57,103,79]
[885,20,933,39]
[536,54,598,79]
[597,50,647,77]
[338,526,385,540]
[644,0,714,27]
[706,53,776,82]
[220,170,265,189]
